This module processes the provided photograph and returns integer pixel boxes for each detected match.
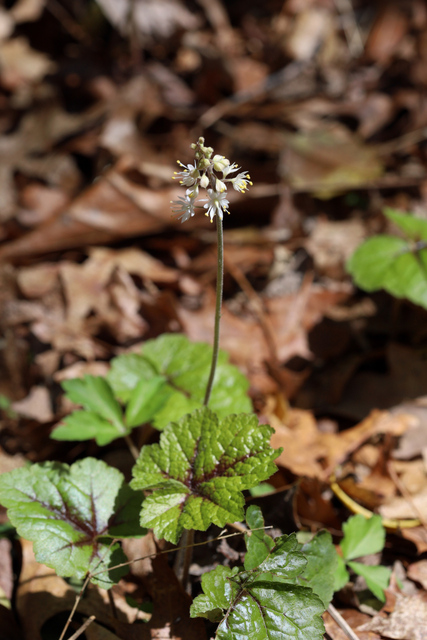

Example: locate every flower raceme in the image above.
[171,138,252,223]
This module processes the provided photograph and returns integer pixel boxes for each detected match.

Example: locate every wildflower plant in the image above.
[172,138,252,224]
[0,138,341,640]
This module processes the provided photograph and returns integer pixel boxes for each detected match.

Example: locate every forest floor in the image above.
[2,1,427,639]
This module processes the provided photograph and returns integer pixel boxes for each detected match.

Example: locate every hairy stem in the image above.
[203,216,224,406]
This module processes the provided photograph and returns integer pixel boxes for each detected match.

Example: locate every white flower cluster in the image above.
[171,138,252,223]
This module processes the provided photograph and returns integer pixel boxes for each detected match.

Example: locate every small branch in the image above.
[328,603,361,640]
[203,216,224,406]
[67,616,95,640]
[58,574,91,640]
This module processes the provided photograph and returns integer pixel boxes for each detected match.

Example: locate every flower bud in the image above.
[200,174,209,188]
[213,155,230,172]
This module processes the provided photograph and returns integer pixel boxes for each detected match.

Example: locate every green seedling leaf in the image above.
[125,375,172,427]
[340,514,385,561]
[248,482,274,497]
[108,334,252,429]
[62,376,123,425]
[191,546,325,640]
[347,210,427,309]
[384,207,427,240]
[131,407,281,543]
[51,376,129,445]
[347,562,391,602]
[295,530,338,607]
[0,458,145,588]
[333,554,350,592]
[244,505,274,570]
[107,353,158,402]
[51,410,127,446]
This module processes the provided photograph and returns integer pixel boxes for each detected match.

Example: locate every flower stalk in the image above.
[203,216,223,406]
[171,138,251,586]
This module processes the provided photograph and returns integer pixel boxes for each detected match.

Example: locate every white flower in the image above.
[215,178,227,193]
[230,171,252,193]
[171,193,196,223]
[222,162,240,177]
[212,155,230,172]
[201,189,230,222]
[173,161,199,187]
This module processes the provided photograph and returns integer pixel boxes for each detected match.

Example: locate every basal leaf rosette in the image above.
[108,334,252,429]
[0,458,145,588]
[130,407,281,543]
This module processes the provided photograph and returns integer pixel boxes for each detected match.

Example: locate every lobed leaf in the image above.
[191,557,325,640]
[333,554,350,592]
[295,530,338,607]
[108,334,252,429]
[131,407,281,543]
[51,410,128,446]
[0,458,145,588]
[340,514,385,561]
[244,505,274,570]
[347,562,391,602]
[51,376,129,445]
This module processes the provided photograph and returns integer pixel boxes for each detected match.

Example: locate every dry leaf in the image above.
[360,592,427,640]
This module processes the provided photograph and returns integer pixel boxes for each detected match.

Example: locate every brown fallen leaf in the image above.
[178,279,351,373]
[11,386,54,423]
[270,408,415,481]
[16,540,143,640]
[408,560,427,590]
[119,534,207,640]
[323,608,380,640]
[360,592,427,640]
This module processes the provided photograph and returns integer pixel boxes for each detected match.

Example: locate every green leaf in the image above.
[108,334,252,429]
[191,562,325,640]
[248,482,274,497]
[347,210,427,309]
[295,531,338,608]
[384,208,427,240]
[51,410,129,446]
[256,533,308,580]
[347,235,409,291]
[244,505,274,570]
[191,566,241,622]
[131,407,281,543]
[125,376,172,427]
[333,554,349,592]
[0,458,145,588]
[347,562,391,602]
[340,514,385,561]
[62,376,123,426]
[108,354,158,403]
[51,376,128,444]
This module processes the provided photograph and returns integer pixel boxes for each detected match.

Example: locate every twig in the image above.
[67,616,95,640]
[90,526,272,578]
[328,603,361,640]
[58,574,91,640]
[334,0,364,57]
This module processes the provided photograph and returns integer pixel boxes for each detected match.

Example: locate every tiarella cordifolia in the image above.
[171,138,252,223]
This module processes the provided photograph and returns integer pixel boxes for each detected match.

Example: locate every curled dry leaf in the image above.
[270,408,416,480]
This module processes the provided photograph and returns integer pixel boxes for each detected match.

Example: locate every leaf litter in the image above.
[2,0,427,638]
